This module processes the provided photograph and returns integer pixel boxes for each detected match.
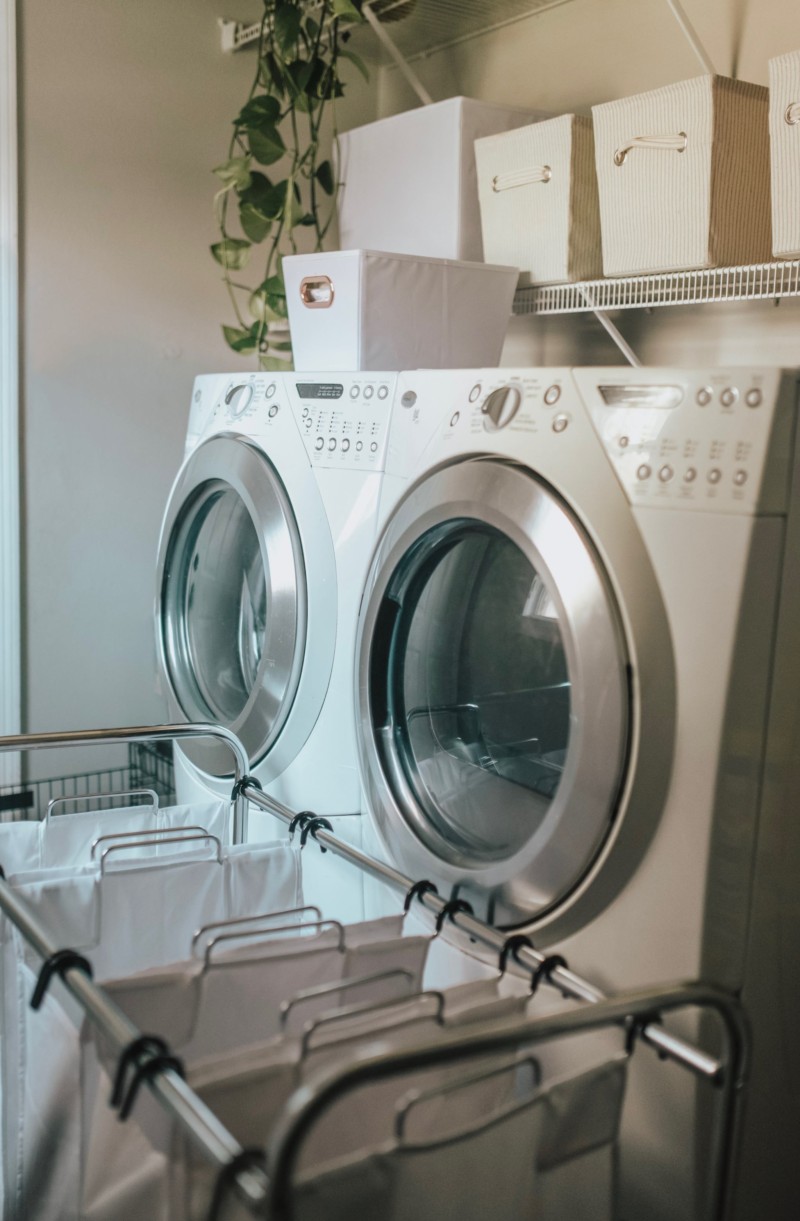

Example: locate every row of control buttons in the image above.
[636,463,748,486]
[467,383,562,408]
[349,384,390,401]
[313,437,379,453]
[696,385,761,408]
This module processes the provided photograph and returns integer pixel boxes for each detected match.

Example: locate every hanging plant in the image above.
[211,1,370,370]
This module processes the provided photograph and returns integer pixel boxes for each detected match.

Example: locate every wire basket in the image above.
[0,742,176,822]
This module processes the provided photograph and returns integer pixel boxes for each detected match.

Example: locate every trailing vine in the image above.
[211,1,369,370]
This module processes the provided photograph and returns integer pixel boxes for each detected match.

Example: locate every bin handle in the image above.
[299,275,334,309]
[614,132,687,166]
[491,165,551,192]
[785,103,800,126]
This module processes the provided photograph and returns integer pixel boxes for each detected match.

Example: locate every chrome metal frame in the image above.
[266,982,749,1221]
[246,784,722,1080]
[0,722,251,840]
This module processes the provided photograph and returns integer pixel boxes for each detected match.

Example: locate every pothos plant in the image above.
[211,0,371,371]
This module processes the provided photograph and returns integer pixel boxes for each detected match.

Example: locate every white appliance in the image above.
[155,371,397,919]
[355,366,800,1221]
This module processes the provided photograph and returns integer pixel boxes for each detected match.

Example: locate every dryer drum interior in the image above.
[157,434,307,777]
[362,458,632,926]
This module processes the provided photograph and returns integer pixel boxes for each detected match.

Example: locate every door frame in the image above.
[0,0,20,789]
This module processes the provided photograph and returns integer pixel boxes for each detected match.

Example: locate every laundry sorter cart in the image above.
[0,724,747,1221]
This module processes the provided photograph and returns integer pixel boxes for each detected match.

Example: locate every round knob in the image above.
[224,384,254,419]
[481,385,522,431]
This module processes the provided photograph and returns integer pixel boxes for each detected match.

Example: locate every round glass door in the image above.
[359,458,631,924]
[157,434,306,776]
[390,522,570,864]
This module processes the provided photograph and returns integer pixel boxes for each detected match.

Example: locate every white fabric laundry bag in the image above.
[292,1054,627,1221]
[0,839,302,1221]
[77,915,431,1221]
[0,799,232,876]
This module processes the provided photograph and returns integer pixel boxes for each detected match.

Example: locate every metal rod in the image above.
[0,870,269,1211]
[666,0,716,75]
[0,724,251,842]
[579,286,641,367]
[361,2,434,105]
[244,784,722,1080]
[267,982,749,1221]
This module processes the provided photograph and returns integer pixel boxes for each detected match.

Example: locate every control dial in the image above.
[481,385,522,431]
[225,383,254,419]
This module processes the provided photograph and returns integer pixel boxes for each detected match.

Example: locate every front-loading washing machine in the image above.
[355,366,800,1221]
[155,370,396,918]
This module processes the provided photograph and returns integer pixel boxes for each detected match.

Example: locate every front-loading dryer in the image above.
[155,370,396,918]
[356,366,800,1221]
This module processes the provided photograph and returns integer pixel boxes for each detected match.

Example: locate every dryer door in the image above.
[358,458,631,926]
[156,434,307,776]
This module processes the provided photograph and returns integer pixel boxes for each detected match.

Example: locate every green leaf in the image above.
[338,48,370,81]
[315,159,335,196]
[283,179,304,228]
[212,156,252,190]
[298,213,316,226]
[261,273,286,298]
[269,339,294,351]
[235,95,281,130]
[249,125,286,166]
[223,323,260,354]
[259,353,294,372]
[259,53,286,94]
[211,238,251,270]
[274,3,302,54]
[332,0,363,22]
[239,201,272,243]
[239,172,285,220]
[304,15,319,40]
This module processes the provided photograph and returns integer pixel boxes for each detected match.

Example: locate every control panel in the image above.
[199,374,395,472]
[291,376,394,470]
[573,368,796,516]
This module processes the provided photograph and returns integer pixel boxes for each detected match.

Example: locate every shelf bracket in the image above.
[665,0,716,76]
[580,287,641,367]
[361,3,433,105]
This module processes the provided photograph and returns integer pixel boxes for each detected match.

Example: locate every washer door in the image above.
[157,434,307,776]
[358,458,631,925]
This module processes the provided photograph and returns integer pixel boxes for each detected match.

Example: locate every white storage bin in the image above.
[474,114,602,285]
[283,250,517,372]
[769,50,800,257]
[336,97,546,262]
[592,75,771,276]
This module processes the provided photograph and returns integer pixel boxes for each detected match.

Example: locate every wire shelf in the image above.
[351,0,576,62]
[0,742,176,821]
[513,260,800,316]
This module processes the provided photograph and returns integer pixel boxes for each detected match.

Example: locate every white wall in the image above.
[19,0,377,779]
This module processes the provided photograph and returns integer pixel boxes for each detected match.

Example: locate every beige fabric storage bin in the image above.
[283,250,517,372]
[474,114,602,285]
[592,75,771,276]
[769,50,800,257]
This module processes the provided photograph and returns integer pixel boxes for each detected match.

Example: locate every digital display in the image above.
[599,384,683,409]
[296,382,344,400]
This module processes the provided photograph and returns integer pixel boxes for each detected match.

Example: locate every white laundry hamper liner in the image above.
[475,114,603,285]
[336,97,546,262]
[592,74,771,276]
[769,50,800,257]
[0,839,302,1221]
[77,915,431,1221]
[284,250,517,373]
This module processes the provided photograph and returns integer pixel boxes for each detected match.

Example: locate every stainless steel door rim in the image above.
[358,457,631,924]
[156,433,306,776]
